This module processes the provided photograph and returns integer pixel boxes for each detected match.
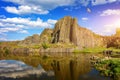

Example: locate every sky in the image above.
[0,0,120,41]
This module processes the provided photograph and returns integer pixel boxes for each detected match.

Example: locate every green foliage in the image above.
[32,45,41,49]
[95,59,120,79]
[3,47,10,55]
[5,48,9,55]
[42,42,50,49]
[73,49,81,53]
[73,47,120,54]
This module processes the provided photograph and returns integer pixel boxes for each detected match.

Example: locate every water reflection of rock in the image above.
[51,54,92,80]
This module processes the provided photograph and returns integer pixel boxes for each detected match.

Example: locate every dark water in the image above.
[0,53,112,80]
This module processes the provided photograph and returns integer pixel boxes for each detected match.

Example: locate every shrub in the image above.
[42,42,50,49]
[95,59,120,80]
[4,48,10,56]
[42,55,48,59]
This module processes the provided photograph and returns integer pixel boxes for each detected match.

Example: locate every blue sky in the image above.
[0,0,120,41]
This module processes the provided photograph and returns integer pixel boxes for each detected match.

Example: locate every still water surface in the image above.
[0,53,111,80]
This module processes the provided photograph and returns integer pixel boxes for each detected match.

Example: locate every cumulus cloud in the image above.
[19,30,29,34]
[0,17,57,28]
[0,37,7,41]
[100,9,120,16]
[0,17,57,40]
[76,0,119,6]
[3,0,75,14]
[81,17,88,21]
[91,0,117,6]
[5,6,49,14]
[3,0,120,14]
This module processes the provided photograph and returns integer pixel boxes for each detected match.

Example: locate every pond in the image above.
[0,53,112,80]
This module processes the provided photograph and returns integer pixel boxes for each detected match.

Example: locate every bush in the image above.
[3,47,10,55]
[42,42,50,49]
[95,59,120,80]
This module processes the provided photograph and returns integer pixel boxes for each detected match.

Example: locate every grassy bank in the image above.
[73,47,120,53]
[73,47,106,53]
[95,58,120,80]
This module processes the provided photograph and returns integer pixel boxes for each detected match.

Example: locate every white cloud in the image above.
[0,17,57,41]
[3,0,120,14]
[47,19,57,24]
[0,27,20,33]
[64,7,73,11]
[92,0,117,6]
[81,17,88,21]
[76,0,119,6]
[0,37,7,41]
[0,17,57,36]
[0,17,57,28]
[5,6,49,14]
[3,0,75,14]
[64,6,81,11]
[100,9,120,16]
[19,30,29,34]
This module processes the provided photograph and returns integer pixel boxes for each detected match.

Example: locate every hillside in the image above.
[1,16,120,54]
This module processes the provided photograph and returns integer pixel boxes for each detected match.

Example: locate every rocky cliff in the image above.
[51,16,104,49]
[19,28,53,45]
[39,28,53,43]
[19,34,40,45]
[1,16,120,54]
[18,16,120,49]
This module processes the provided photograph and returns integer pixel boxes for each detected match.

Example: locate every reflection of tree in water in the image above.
[51,54,92,80]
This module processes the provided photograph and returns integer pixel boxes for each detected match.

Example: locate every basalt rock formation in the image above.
[51,16,104,49]
[39,28,53,43]
[18,16,120,49]
[19,28,53,45]
[20,34,40,45]
[1,16,120,54]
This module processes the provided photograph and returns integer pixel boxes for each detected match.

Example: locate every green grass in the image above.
[73,47,120,53]
[41,42,50,49]
[73,47,106,53]
[109,48,120,52]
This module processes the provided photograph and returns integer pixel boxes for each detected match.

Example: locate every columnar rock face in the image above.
[40,28,53,43]
[52,16,104,49]
[52,16,74,43]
